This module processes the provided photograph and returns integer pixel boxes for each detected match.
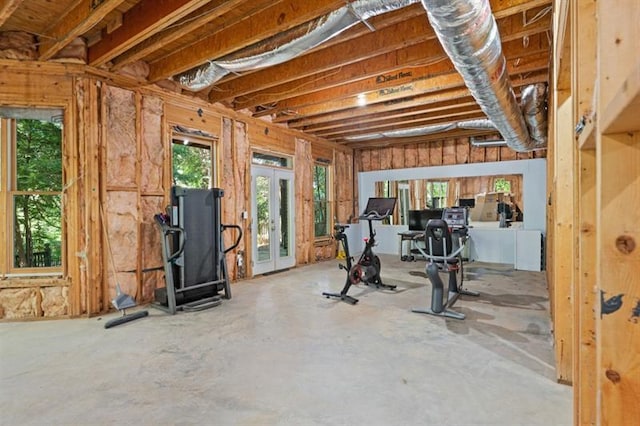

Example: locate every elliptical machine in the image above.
[323,197,397,304]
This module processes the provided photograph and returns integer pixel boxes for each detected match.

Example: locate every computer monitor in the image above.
[408,210,425,231]
[408,209,443,231]
[458,198,476,208]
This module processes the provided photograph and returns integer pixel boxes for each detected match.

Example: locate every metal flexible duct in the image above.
[420,0,544,151]
[345,119,494,141]
[343,90,548,143]
[520,82,548,146]
[176,0,420,91]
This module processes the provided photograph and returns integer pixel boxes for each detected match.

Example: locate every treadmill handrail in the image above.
[222,224,243,253]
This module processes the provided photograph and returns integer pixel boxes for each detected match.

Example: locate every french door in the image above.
[251,165,295,275]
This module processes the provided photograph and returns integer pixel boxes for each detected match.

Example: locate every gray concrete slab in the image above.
[0,256,572,425]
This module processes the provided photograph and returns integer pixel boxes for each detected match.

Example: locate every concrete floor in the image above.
[0,255,571,425]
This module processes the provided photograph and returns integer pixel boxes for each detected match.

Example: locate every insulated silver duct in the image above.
[176,0,420,91]
[345,119,495,141]
[420,0,542,151]
[520,82,548,147]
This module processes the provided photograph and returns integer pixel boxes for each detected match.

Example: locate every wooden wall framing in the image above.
[550,0,640,423]
[0,60,354,319]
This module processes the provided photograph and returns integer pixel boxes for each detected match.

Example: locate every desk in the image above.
[398,230,425,261]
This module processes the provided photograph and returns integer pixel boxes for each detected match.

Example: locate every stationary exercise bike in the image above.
[412,207,479,320]
[323,197,397,304]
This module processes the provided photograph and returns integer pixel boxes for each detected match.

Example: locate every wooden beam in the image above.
[0,0,23,27]
[314,106,484,139]
[147,0,348,82]
[341,128,496,149]
[298,97,479,132]
[285,88,473,128]
[272,62,548,125]
[215,4,551,107]
[575,148,597,425]
[572,1,597,422]
[38,0,126,61]
[491,0,551,19]
[88,0,214,67]
[320,111,487,140]
[596,132,640,423]
[110,0,254,70]
[553,93,575,384]
[211,14,436,103]
[270,34,550,117]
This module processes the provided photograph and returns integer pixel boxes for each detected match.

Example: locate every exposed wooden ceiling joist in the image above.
[110,0,263,70]
[221,6,551,110]
[88,0,214,66]
[3,0,552,149]
[38,0,126,61]
[0,0,24,27]
[147,0,350,82]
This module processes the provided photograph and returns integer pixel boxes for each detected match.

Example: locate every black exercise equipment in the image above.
[412,207,478,320]
[153,187,242,314]
[323,197,397,304]
[321,223,359,304]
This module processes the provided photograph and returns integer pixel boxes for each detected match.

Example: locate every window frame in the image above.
[1,110,65,276]
[170,127,218,190]
[313,162,332,240]
[426,180,448,209]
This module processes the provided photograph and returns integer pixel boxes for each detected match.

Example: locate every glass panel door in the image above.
[251,165,295,275]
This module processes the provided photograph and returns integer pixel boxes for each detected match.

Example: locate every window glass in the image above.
[313,164,330,237]
[13,194,62,267]
[252,152,293,169]
[172,140,212,189]
[2,114,63,271]
[16,119,62,191]
[494,177,512,193]
[426,181,448,209]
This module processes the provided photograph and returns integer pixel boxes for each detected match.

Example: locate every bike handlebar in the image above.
[358,209,391,221]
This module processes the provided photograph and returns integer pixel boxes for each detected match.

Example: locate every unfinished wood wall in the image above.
[551,0,640,423]
[0,63,75,318]
[0,61,354,319]
[355,138,541,213]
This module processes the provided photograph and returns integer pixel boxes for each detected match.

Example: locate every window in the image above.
[1,109,63,273]
[171,127,215,189]
[426,181,448,209]
[494,177,511,193]
[313,163,331,238]
[252,151,293,169]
